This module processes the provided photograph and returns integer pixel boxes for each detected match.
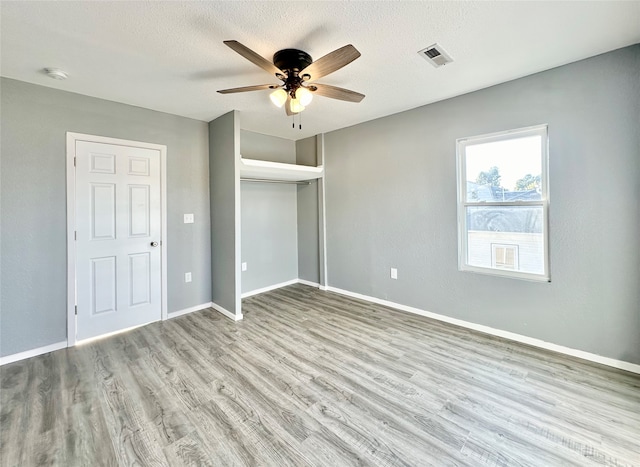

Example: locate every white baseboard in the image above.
[326,286,640,375]
[241,278,325,299]
[211,301,243,321]
[241,279,300,298]
[297,279,321,288]
[167,302,213,319]
[0,341,68,366]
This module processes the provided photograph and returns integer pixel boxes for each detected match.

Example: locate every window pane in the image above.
[466,205,544,275]
[465,136,542,202]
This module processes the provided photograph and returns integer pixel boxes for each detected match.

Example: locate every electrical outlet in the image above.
[185,272,192,283]
[390,268,398,280]
[241,262,247,272]
[184,213,194,224]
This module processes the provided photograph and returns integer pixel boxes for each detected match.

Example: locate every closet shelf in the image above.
[240,157,323,182]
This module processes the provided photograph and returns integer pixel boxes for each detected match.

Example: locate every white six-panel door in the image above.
[75,141,162,341]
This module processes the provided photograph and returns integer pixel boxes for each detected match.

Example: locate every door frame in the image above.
[66,132,168,346]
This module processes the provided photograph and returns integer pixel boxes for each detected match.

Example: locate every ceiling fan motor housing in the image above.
[273,49,313,74]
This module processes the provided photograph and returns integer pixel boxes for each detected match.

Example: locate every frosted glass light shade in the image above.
[290,98,305,114]
[297,87,313,106]
[269,89,287,107]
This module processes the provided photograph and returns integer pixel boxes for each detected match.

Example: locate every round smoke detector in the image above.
[44,68,68,80]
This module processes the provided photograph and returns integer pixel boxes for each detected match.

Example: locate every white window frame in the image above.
[456,124,550,281]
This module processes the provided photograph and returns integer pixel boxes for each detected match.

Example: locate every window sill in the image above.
[459,265,550,282]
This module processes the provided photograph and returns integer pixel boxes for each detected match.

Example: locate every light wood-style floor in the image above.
[1,284,639,466]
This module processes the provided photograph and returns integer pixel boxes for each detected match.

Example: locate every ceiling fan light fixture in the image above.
[219,41,365,121]
[269,88,287,107]
[290,98,305,114]
[296,86,313,106]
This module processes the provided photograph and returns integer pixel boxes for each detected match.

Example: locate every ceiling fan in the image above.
[217,40,365,116]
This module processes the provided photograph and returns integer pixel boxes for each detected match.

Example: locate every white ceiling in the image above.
[1,1,639,140]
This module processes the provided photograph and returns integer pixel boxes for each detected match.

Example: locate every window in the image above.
[457,125,549,281]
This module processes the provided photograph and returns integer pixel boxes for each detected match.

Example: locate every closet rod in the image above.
[240,178,311,185]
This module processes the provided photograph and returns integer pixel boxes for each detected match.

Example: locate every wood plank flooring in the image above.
[1,284,639,466]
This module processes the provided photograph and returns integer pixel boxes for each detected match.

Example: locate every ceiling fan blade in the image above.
[217,84,278,94]
[223,40,283,77]
[300,44,361,81]
[310,83,365,102]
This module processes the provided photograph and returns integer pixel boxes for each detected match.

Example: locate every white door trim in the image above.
[66,132,168,347]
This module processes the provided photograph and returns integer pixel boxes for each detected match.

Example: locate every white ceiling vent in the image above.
[418,43,453,68]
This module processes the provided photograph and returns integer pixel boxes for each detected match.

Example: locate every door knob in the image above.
[150,241,158,247]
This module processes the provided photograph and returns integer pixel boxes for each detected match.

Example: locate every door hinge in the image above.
[75,305,78,315]
[74,231,77,240]
[73,156,76,167]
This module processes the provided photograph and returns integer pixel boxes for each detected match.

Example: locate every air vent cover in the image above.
[418,43,453,68]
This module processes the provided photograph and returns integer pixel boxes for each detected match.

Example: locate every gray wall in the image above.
[241,183,298,293]
[240,129,295,163]
[0,78,211,357]
[209,111,241,315]
[240,131,298,293]
[324,45,640,364]
[296,136,320,284]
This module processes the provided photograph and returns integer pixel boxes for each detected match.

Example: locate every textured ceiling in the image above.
[1,1,639,140]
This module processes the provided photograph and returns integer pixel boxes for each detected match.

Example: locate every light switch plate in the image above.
[390,268,398,280]
[184,213,194,224]
[241,262,247,272]
[185,272,192,283]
